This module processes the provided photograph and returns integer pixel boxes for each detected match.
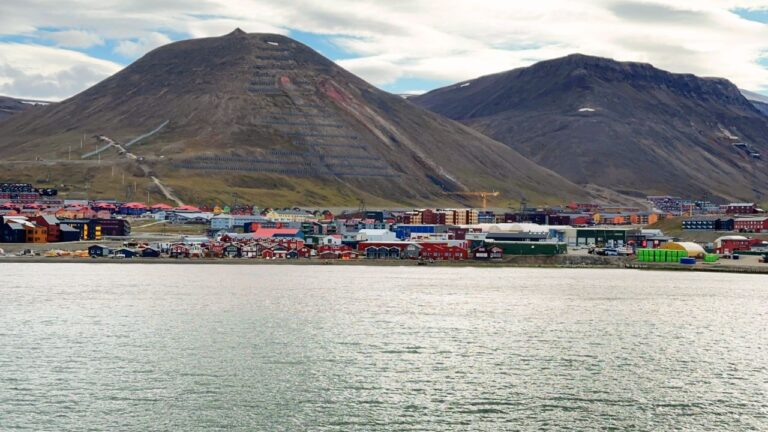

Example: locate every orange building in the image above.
[24,224,48,243]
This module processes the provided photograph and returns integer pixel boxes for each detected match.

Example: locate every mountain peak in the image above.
[412,54,768,202]
[0,31,587,206]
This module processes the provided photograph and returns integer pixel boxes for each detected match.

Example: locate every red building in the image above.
[734,217,768,233]
[418,243,468,260]
[714,236,763,254]
[725,203,758,215]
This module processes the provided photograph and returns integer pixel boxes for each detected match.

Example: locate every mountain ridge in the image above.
[412,54,768,203]
[0,31,589,206]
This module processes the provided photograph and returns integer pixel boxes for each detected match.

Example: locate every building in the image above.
[724,203,758,215]
[210,214,269,231]
[59,224,81,242]
[1,221,26,243]
[734,217,768,233]
[250,226,304,240]
[485,232,549,242]
[472,245,504,260]
[223,243,242,258]
[88,244,111,257]
[119,202,149,216]
[34,215,61,242]
[89,218,131,238]
[168,212,214,225]
[418,243,468,260]
[24,223,47,243]
[359,241,421,259]
[264,209,317,222]
[113,248,138,258]
[660,242,706,258]
[357,229,398,242]
[714,236,754,254]
[569,228,638,247]
[490,241,568,256]
[682,216,735,231]
[141,247,161,258]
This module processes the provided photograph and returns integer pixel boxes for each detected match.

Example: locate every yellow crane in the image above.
[445,191,500,209]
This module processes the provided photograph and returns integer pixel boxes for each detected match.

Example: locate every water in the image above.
[1,264,766,431]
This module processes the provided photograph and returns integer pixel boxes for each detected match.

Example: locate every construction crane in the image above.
[445,191,500,209]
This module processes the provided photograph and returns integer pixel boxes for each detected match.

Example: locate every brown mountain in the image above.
[412,54,768,203]
[0,30,588,207]
[0,95,39,122]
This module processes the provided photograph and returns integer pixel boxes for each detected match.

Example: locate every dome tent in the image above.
[660,242,706,258]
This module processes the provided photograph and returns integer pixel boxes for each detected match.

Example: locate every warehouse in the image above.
[660,242,706,258]
[488,241,567,256]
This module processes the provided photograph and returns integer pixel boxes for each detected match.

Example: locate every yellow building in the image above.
[661,242,706,258]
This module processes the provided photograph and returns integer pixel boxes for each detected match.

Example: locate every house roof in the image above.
[38,214,59,225]
[174,205,202,212]
[121,202,148,209]
[359,229,392,235]
[252,228,300,238]
[59,224,79,232]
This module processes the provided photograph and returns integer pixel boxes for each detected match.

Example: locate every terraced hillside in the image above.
[0,30,588,207]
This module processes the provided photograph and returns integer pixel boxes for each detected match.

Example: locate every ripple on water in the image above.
[1,265,767,431]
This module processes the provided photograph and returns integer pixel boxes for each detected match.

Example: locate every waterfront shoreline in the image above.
[2,256,766,274]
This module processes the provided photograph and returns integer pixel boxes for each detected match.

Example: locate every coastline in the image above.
[2,255,766,275]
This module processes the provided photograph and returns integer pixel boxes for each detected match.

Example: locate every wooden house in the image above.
[140,247,161,258]
[169,243,190,258]
[88,244,111,257]
[223,243,242,258]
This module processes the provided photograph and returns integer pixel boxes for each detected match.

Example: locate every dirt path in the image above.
[151,176,184,206]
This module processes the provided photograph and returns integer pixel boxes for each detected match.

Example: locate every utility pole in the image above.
[68,146,71,161]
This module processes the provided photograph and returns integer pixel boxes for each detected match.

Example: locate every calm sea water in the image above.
[1,264,766,431]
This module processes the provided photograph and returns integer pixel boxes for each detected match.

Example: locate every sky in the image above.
[0,0,767,101]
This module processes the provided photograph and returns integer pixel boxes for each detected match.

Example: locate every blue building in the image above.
[395,224,437,240]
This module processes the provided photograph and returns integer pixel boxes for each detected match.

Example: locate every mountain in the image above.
[0,30,588,206]
[742,89,768,117]
[412,54,768,203]
[0,95,44,122]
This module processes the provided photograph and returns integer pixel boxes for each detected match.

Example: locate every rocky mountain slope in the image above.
[0,95,39,122]
[413,54,768,203]
[0,30,588,206]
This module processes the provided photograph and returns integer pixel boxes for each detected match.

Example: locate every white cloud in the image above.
[43,29,104,49]
[0,43,121,100]
[0,0,767,98]
[114,32,172,57]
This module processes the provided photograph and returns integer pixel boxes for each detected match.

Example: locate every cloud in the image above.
[0,43,121,100]
[114,32,172,58]
[42,29,104,49]
[0,0,768,98]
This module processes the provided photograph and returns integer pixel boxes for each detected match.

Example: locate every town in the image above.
[1,182,767,267]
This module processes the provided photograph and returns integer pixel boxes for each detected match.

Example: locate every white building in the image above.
[357,229,398,242]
